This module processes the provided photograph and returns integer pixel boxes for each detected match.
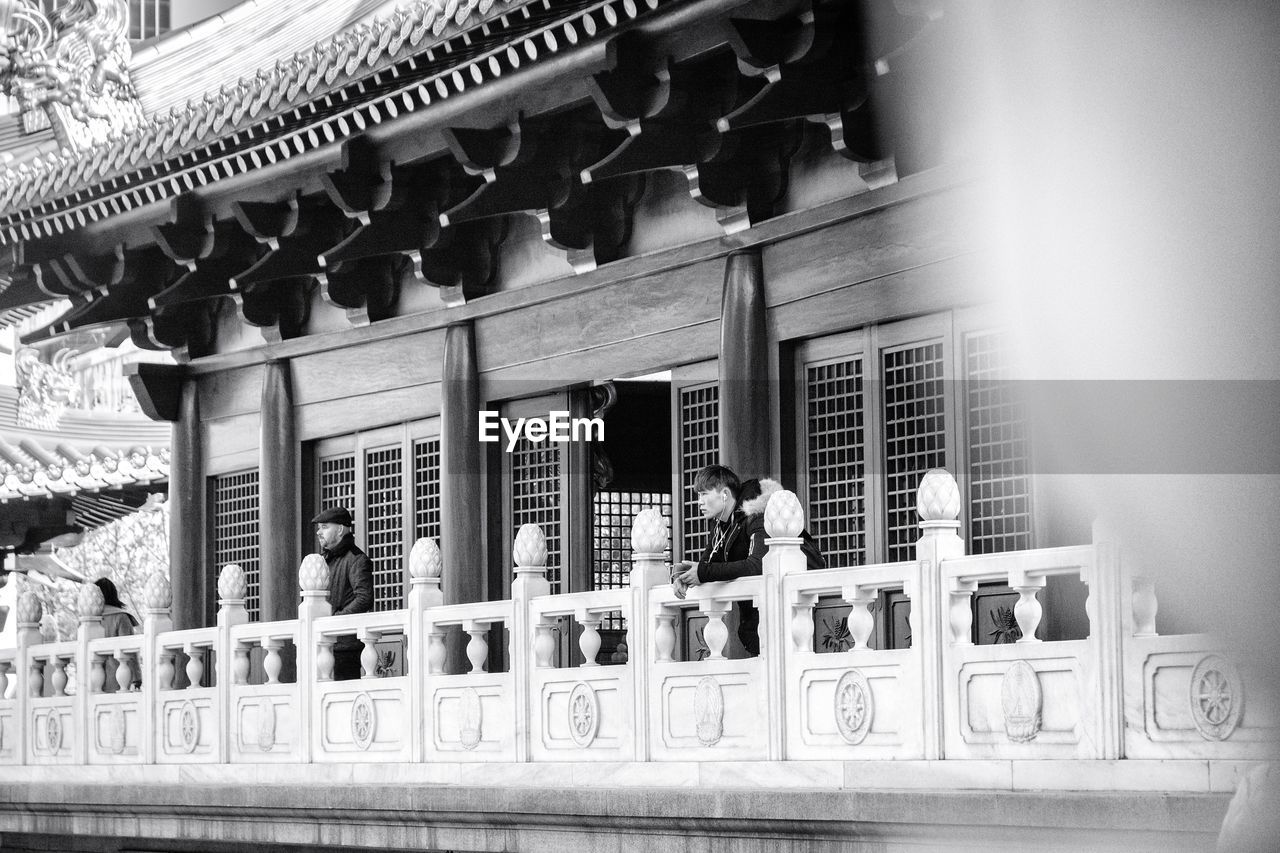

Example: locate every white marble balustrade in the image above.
[0,470,1268,769]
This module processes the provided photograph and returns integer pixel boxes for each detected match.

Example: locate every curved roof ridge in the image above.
[0,0,517,219]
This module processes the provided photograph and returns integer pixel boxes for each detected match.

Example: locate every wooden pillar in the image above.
[719,248,772,478]
[170,379,205,630]
[442,323,484,671]
[259,360,299,622]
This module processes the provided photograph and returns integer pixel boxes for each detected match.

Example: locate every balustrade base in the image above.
[0,760,1245,852]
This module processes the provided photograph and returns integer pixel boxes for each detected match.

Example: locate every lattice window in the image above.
[127,0,171,40]
[365,446,404,611]
[318,454,356,516]
[883,342,947,562]
[512,439,562,593]
[679,383,719,560]
[413,438,442,546]
[593,492,672,629]
[806,356,866,567]
[212,470,261,620]
[966,332,1032,554]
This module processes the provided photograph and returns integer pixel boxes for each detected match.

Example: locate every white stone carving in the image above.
[834,669,873,745]
[143,572,172,612]
[179,701,199,754]
[568,682,599,748]
[257,698,276,751]
[1189,655,1243,741]
[693,676,724,746]
[77,582,104,619]
[409,537,442,579]
[218,564,247,602]
[764,488,804,538]
[45,711,62,753]
[109,706,125,754]
[513,523,547,569]
[630,508,667,554]
[916,468,960,522]
[351,692,375,751]
[459,687,482,750]
[1001,659,1043,743]
[16,590,42,625]
[298,553,329,593]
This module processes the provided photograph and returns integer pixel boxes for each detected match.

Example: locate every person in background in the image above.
[312,506,374,680]
[672,465,824,656]
[95,577,137,638]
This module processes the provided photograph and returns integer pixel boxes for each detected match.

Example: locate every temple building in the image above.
[0,1,1274,850]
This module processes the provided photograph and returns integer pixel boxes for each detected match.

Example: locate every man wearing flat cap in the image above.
[312,506,374,680]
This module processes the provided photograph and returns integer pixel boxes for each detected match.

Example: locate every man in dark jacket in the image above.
[672,465,823,656]
[312,506,374,680]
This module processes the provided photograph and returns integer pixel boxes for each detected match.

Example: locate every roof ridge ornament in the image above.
[0,0,143,151]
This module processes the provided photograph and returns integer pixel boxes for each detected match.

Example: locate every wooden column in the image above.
[719,248,772,477]
[442,322,484,604]
[170,379,205,630]
[442,323,484,670]
[259,360,299,622]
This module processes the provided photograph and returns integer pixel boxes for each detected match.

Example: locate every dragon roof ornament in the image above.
[0,0,143,151]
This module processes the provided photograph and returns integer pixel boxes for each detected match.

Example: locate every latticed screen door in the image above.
[413,438,442,544]
[964,331,1032,554]
[318,454,356,515]
[511,437,563,594]
[882,341,948,562]
[593,492,672,629]
[805,356,867,567]
[365,445,404,611]
[677,381,719,561]
[212,469,261,619]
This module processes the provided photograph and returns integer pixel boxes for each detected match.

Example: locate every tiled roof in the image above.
[0,0,537,234]
[0,386,169,504]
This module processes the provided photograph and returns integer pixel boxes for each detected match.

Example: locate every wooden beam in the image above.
[123,361,184,422]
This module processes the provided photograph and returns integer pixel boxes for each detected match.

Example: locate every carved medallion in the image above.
[46,712,63,754]
[109,707,126,755]
[179,701,200,754]
[693,676,724,746]
[1001,660,1042,743]
[568,682,599,748]
[459,688,483,750]
[834,669,873,745]
[351,692,376,751]
[257,698,276,752]
[1190,655,1244,741]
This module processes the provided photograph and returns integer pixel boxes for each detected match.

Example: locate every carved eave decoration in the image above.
[0,0,946,358]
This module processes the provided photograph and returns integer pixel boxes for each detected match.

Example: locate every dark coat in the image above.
[694,478,824,655]
[323,534,374,615]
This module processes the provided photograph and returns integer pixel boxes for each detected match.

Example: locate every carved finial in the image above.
[16,591,42,625]
[143,571,172,611]
[513,523,547,569]
[916,468,960,522]
[630,508,668,555]
[764,489,805,538]
[298,553,329,593]
[409,537,442,579]
[77,582,105,620]
[217,563,247,602]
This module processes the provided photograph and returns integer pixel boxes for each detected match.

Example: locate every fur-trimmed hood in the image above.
[740,478,784,516]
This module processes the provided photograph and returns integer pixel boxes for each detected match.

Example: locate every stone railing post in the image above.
[214,564,249,763]
[407,537,443,763]
[914,468,964,760]
[628,508,669,762]
[510,523,549,763]
[75,582,106,764]
[142,571,172,765]
[15,591,41,764]
[1089,518,1125,760]
[296,553,330,763]
[762,488,807,761]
